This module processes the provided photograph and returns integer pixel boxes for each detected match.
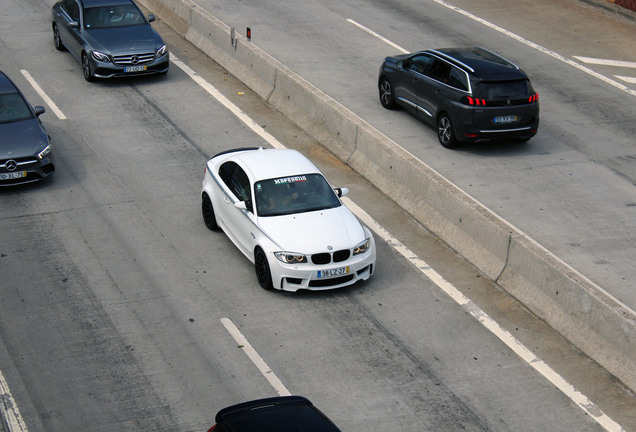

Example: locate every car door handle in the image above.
[223,197,230,204]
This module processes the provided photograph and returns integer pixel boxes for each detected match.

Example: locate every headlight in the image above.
[156,45,167,57]
[274,252,307,264]
[37,144,52,160]
[353,238,370,256]
[92,51,110,62]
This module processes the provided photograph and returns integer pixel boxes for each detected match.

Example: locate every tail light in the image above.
[528,92,539,103]
[462,96,487,106]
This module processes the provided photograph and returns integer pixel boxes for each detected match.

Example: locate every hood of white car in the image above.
[258,206,365,253]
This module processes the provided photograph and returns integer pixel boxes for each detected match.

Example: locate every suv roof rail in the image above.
[427,49,475,73]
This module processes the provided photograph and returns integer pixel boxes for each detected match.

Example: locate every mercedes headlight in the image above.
[37,144,52,160]
[156,45,167,57]
[91,50,110,62]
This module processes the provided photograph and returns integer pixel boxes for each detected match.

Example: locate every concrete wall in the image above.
[136,0,636,393]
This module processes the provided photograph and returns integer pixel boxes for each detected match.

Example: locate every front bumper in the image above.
[268,238,377,292]
[91,52,169,79]
[0,153,55,186]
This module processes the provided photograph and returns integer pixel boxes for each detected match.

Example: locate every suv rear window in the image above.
[475,79,532,100]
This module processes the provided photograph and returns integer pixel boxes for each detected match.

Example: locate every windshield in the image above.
[0,93,33,124]
[84,5,146,29]
[255,174,341,217]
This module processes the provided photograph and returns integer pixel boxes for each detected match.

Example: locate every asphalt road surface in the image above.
[1,0,635,431]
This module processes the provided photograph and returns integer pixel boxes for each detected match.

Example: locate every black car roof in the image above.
[79,0,135,8]
[0,71,19,95]
[215,396,341,432]
[426,47,529,80]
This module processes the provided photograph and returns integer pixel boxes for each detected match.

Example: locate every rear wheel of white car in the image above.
[202,193,219,230]
[254,248,273,290]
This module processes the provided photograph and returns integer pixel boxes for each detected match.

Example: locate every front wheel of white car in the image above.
[202,193,219,230]
[254,248,273,290]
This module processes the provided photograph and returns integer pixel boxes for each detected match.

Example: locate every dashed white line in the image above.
[169,55,284,150]
[346,19,408,54]
[221,317,292,397]
[20,70,66,120]
[348,2,636,97]
[615,75,636,84]
[0,369,28,432]
[574,56,636,69]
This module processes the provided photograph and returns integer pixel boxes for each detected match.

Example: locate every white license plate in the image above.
[124,65,147,72]
[493,115,518,124]
[317,266,350,278]
[0,171,26,180]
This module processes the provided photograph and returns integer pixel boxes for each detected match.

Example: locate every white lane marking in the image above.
[0,369,29,432]
[429,0,636,97]
[342,198,625,432]
[170,56,284,150]
[348,3,636,98]
[20,70,67,120]
[346,19,408,54]
[221,317,292,397]
[574,56,636,69]
[615,75,636,84]
[176,53,626,431]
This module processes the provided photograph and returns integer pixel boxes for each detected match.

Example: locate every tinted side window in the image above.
[218,161,251,202]
[62,0,80,21]
[405,54,434,75]
[428,59,451,84]
[448,66,469,92]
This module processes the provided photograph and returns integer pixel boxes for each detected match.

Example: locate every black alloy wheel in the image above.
[437,113,458,148]
[202,194,219,230]
[379,77,397,109]
[254,248,273,290]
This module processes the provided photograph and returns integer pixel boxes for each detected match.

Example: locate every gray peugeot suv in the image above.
[378,47,539,148]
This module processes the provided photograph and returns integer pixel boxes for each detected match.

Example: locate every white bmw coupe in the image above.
[201,147,376,291]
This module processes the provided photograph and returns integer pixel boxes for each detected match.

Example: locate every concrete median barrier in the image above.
[137,0,636,393]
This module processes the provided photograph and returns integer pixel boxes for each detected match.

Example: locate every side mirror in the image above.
[68,20,79,29]
[397,60,404,68]
[335,187,349,198]
[235,200,253,213]
[34,106,46,117]
[148,14,156,23]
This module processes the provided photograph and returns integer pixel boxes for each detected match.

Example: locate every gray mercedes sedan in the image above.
[52,0,169,81]
[0,71,55,186]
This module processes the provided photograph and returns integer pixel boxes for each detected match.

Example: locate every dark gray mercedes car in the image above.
[378,47,539,148]
[52,0,169,81]
[0,71,55,186]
